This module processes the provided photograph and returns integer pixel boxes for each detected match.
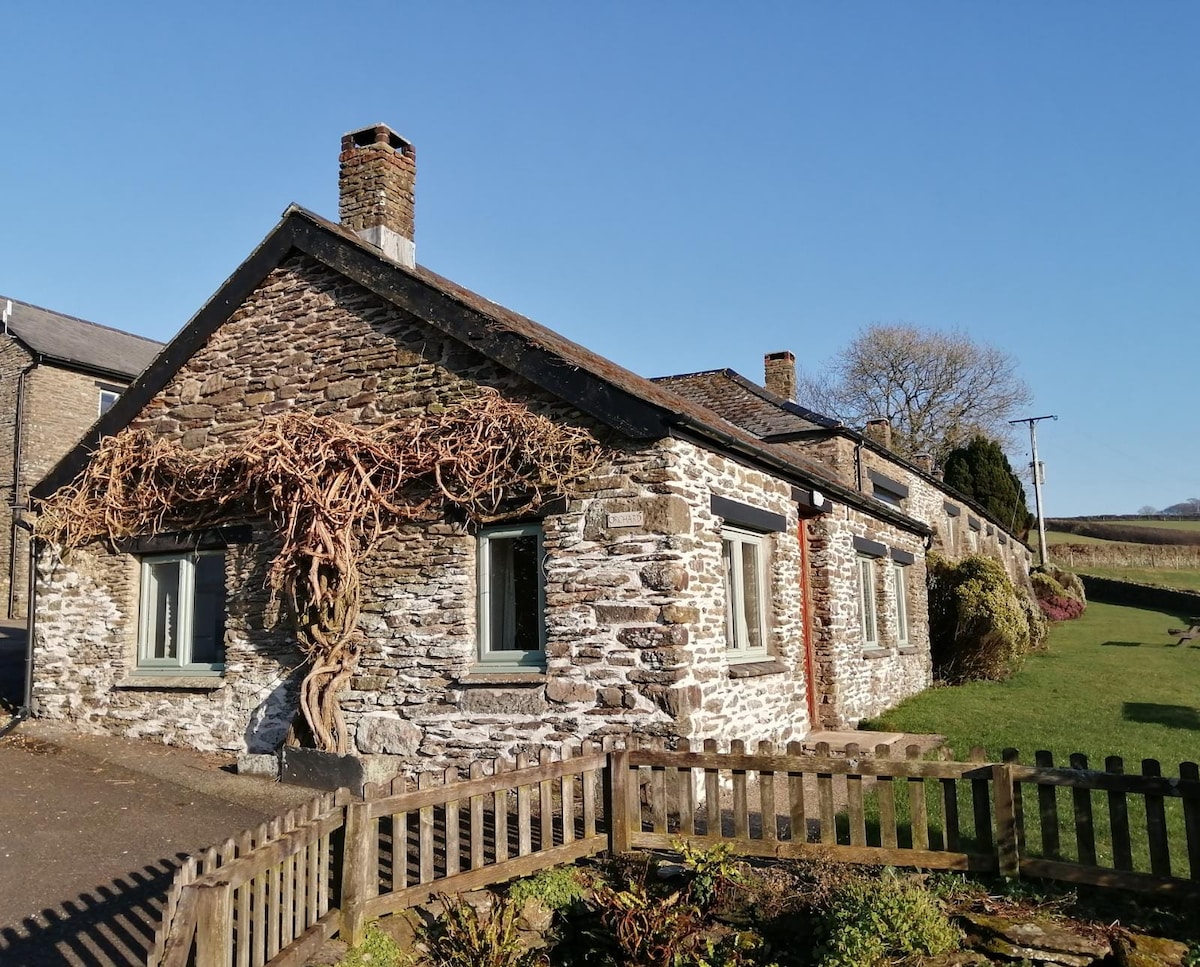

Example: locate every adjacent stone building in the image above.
[29,124,1031,764]
[0,298,163,618]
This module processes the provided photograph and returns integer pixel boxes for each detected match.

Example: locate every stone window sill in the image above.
[861,648,891,661]
[116,675,225,691]
[727,659,787,679]
[897,646,920,656]
[459,671,547,687]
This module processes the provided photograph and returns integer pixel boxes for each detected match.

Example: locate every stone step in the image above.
[801,729,946,759]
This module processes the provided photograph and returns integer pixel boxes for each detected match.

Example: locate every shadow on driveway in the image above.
[0,857,183,966]
[0,621,27,708]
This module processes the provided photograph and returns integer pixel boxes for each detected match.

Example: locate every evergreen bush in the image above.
[927,553,1036,682]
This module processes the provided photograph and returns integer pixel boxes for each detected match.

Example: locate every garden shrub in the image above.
[1031,565,1086,622]
[337,922,411,967]
[676,839,748,910]
[1017,586,1049,650]
[927,553,1036,682]
[816,869,959,967]
[507,865,590,912]
[419,893,547,967]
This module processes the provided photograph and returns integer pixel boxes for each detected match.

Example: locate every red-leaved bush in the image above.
[1030,566,1086,622]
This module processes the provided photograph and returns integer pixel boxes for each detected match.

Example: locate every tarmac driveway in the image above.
[0,722,317,967]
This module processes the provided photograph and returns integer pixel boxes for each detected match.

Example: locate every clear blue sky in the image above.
[3,2,1196,516]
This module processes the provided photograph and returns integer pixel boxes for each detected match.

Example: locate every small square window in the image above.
[722,527,769,658]
[478,523,546,669]
[137,551,226,673]
[858,555,879,648]
[893,562,910,647]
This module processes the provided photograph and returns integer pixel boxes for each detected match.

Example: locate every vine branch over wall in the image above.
[35,389,608,753]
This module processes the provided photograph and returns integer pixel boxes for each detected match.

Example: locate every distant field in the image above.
[1125,520,1200,532]
[1074,567,1200,592]
[1043,530,1112,546]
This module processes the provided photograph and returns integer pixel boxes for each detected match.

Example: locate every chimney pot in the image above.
[339,123,416,268]
[764,350,797,401]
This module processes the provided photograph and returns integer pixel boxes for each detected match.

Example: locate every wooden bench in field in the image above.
[1166,618,1200,646]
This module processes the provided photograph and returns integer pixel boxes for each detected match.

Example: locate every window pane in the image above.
[146,560,181,659]
[191,555,226,665]
[740,542,763,651]
[488,534,541,651]
[859,558,877,644]
[722,539,736,647]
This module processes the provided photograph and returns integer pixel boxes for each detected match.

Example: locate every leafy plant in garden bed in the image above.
[346,847,1200,967]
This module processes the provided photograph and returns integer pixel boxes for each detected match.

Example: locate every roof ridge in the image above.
[1,294,164,346]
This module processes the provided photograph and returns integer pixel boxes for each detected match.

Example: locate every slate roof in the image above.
[32,206,929,537]
[2,295,163,381]
[653,369,841,438]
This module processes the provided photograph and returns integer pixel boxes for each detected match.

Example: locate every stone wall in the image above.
[806,502,930,727]
[1051,542,1200,570]
[33,254,828,764]
[32,252,962,762]
[793,434,1034,584]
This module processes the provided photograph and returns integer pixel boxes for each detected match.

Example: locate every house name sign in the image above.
[606,511,644,528]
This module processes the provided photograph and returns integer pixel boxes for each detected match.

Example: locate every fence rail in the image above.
[151,739,1200,966]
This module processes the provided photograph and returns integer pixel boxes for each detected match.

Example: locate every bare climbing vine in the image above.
[35,389,607,754]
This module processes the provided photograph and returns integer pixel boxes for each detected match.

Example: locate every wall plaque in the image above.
[606,511,644,528]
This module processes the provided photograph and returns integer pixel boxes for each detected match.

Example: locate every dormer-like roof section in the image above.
[2,295,163,381]
[654,369,841,438]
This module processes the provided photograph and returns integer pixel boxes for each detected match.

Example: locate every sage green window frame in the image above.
[858,554,879,649]
[477,522,547,670]
[136,550,226,675]
[893,561,910,647]
[721,526,770,660]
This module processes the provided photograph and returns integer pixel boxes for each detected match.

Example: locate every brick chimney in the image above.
[339,123,416,268]
[764,351,796,401]
[863,418,892,450]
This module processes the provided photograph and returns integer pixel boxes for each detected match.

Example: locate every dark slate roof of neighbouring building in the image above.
[653,369,841,438]
[2,295,164,381]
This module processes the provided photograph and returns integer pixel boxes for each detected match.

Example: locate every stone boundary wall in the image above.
[1079,575,1200,616]
[1052,543,1200,569]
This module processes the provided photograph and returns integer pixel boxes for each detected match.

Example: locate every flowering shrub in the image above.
[1031,566,1086,622]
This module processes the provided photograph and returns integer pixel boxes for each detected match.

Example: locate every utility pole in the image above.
[1010,414,1057,568]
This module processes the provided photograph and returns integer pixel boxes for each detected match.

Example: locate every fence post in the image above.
[340,800,375,948]
[992,763,1020,878]
[194,879,234,967]
[607,749,632,854]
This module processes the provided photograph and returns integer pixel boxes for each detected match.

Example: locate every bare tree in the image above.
[797,324,1032,462]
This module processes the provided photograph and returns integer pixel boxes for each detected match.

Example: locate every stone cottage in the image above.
[656,361,1034,583]
[29,124,1029,764]
[0,297,163,618]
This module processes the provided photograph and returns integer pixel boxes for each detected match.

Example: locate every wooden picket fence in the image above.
[150,738,1200,966]
[619,739,1200,895]
[149,790,350,967]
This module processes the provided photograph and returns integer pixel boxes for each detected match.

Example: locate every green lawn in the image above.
[868,601,1198,765]
[864,602,1200,875]
[1074,566,1200,592]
